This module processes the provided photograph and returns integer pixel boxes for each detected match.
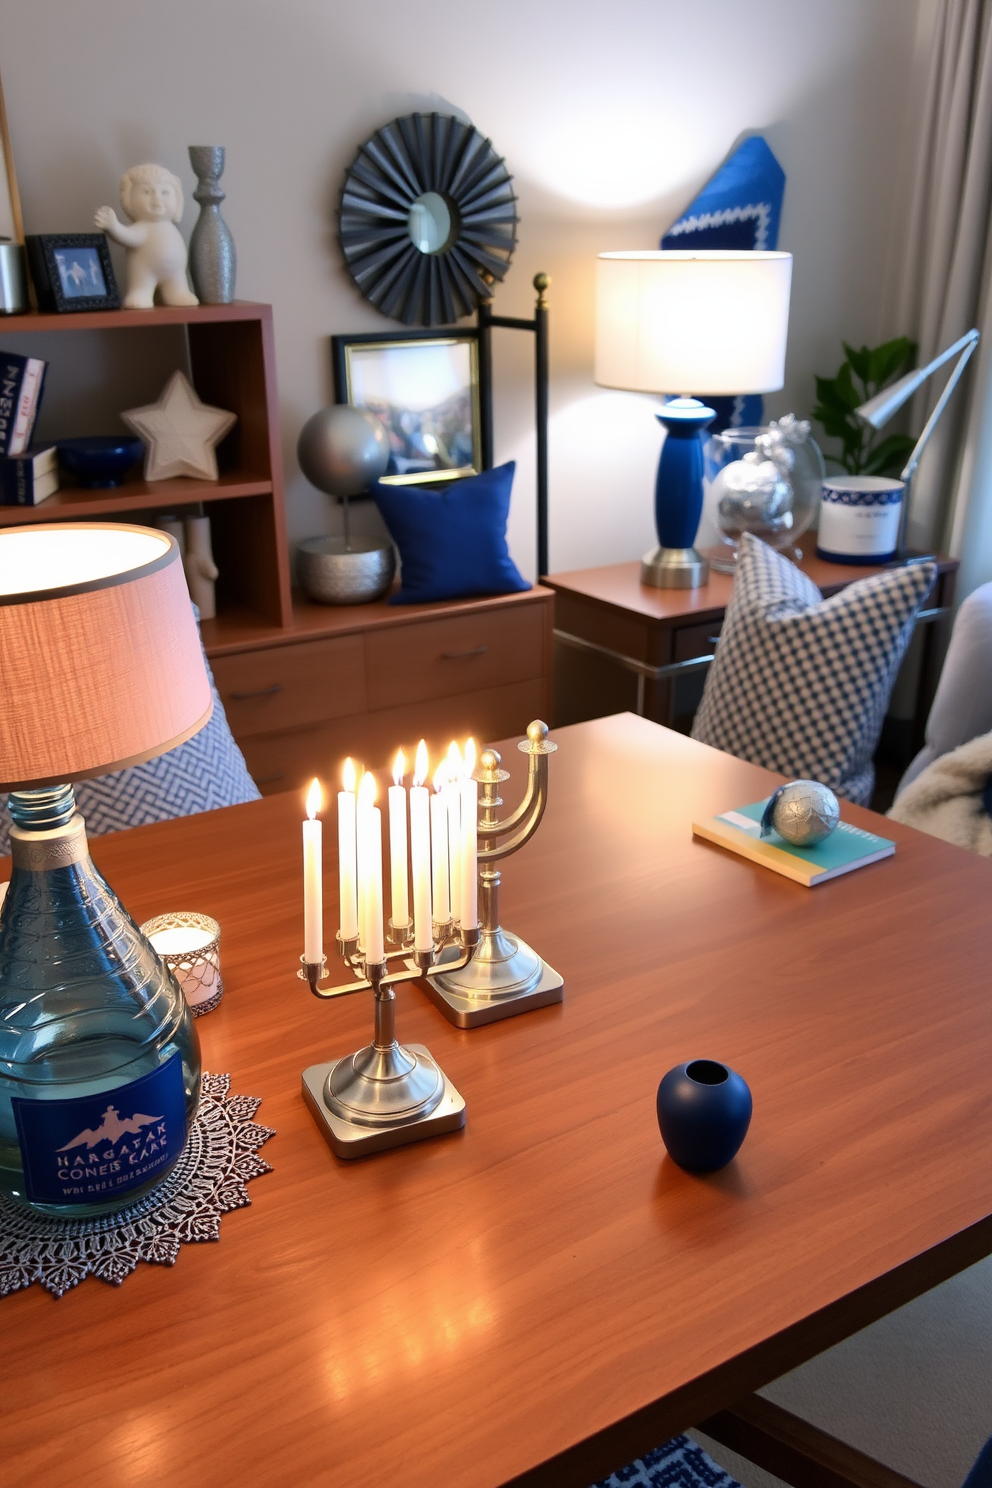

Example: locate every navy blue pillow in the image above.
[372,461,530,605]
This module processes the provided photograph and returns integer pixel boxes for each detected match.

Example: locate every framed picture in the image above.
[332,330,481,486]
[25,233,120,313]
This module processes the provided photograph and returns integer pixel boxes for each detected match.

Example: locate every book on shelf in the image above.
[0,352,48,457]
[0,445,59,506]
[692,797,895,886]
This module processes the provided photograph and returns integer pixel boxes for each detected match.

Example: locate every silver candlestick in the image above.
[300,919,477,1158]
[423,720,564,1028]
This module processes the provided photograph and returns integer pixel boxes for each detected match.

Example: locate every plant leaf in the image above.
[842,342,871,382]
[864,432,915,477]
[867,337,917,387]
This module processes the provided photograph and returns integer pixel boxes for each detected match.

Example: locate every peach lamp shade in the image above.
[594,250,793,395]
[0,522,212,791]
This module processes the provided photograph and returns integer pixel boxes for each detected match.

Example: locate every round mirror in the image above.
[408,192,454,255]
[339,111,518,326]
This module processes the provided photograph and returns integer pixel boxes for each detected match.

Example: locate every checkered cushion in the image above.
[593,1434,743,1487]
[691,534,936,805]
[0,624,259,857]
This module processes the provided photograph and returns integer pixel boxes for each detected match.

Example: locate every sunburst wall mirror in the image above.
[338,112,518,327]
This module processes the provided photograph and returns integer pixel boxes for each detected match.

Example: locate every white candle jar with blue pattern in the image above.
[816,475,905,564]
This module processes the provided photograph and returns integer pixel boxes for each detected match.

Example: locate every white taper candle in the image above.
[337,757,358,940]
[303,778,323,964]
[388,749,409,930]
[410,740,432,952]
[431,766,450,923]
[460,738,478,931]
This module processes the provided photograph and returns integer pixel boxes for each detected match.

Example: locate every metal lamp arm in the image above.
[901,334,980,481]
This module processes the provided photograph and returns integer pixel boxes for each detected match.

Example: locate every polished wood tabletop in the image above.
[3,714,992,1488]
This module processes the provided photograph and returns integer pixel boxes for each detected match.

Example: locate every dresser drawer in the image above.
[672,621,722,663]
[239,678,548,796]
[365,603,546,710]
[212,634,366,737]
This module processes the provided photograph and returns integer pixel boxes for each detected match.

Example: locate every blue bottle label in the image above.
[12,1051,188,1206]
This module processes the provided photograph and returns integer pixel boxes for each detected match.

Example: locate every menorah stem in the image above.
[374,985,396,1049]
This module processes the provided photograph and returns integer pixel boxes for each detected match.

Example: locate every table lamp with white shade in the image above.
[595,250,793,588]
[0,523,211,1217]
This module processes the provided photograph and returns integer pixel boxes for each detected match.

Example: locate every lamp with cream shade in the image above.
[0,523,210,1217]
[595,249,793,588]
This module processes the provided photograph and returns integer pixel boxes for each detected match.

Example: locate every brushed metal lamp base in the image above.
[640,545,709,589]
[302,1045,465,1158]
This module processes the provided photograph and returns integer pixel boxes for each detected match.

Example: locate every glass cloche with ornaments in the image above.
[702,416,825,572]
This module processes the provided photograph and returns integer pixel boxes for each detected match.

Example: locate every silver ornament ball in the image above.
[297,405,389,498]
[766,780,840,847]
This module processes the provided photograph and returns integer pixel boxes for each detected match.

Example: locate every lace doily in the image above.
[0,1072,274,1298]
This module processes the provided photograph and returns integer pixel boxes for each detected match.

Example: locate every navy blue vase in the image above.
[656,1060,752,1172]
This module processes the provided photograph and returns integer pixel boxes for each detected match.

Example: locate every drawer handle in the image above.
[254,771,286,784]
[441,645,488,659]
[230,683,283,700]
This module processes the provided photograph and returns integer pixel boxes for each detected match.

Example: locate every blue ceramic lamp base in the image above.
[641,399,715,590]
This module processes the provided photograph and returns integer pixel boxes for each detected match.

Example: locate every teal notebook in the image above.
[692,797,895,886]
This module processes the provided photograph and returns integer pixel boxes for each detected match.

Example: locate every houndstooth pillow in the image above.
[0,616,259,857]
[691,534,936,805]
[592,1434,742,1487]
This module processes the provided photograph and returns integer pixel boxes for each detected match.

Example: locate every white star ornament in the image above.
[123,370,237,481]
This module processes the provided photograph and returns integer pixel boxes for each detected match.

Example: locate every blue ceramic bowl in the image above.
[57,436,144,488]
[656,1059,752,1172]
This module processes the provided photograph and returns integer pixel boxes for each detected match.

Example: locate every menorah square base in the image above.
[302,1049,466,1158]
[421,936,564,1028]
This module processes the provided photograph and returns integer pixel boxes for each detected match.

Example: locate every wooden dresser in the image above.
[201,585,554,794]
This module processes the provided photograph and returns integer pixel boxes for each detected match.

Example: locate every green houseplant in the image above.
[813,337,917,476]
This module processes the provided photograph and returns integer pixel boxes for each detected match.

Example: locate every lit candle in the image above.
[410,740,433,952]
[431,764,450,923]
[357,771,384,967]
[357,770,376,953]
[460,737,478,931]
[303,778,323,965]
[388,748,409,933]
[445,741,462,923]
[338,757,358,940]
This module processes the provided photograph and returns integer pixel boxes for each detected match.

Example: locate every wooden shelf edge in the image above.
[0,476,274,524]
[200,584,556,657]
[0,301,272,334]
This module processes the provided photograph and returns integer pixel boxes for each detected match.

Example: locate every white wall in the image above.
[0,0,923,580]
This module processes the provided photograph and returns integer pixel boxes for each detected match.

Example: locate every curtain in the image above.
[895,0,992,585]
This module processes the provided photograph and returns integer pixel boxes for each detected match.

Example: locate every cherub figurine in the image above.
[95,163,198,309]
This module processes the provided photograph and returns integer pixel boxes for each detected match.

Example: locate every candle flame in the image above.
[432,764,447,794]
[342,757,357,793]
[446,740,462,782]
[413,739,429,787]
[392,748,406,787]
[358,770,377,809]
[463,737,477,779]
[305,778,322,820]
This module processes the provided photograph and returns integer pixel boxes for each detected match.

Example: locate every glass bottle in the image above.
[0,785,200,1216]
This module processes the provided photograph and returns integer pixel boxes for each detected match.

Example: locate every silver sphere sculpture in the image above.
[760,779,841,848]
[297,405,389,497]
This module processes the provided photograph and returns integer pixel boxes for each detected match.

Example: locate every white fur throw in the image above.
[888,728,992,855]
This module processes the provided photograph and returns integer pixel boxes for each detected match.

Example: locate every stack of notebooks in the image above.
[0,350,55,506]
[692,797,895,886]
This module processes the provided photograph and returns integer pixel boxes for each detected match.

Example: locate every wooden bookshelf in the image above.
[0,301,291,628]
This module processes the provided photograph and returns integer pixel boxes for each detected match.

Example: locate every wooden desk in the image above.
[3,715,991,1488]
[546,553,958,759]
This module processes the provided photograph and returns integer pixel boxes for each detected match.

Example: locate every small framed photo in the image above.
[25,233,120,313]
[332,330,481,486]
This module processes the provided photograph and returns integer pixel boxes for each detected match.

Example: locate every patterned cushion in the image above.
[691,534,936,805]
[592,1434,743,1487]
[0,625,259,857]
